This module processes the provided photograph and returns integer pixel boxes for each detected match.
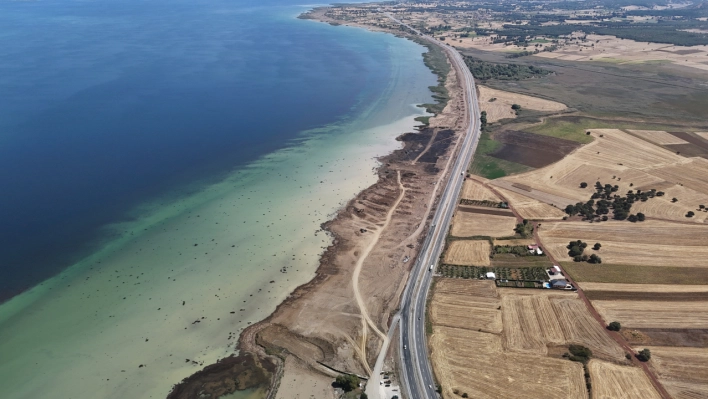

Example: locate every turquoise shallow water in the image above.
[0,1,437,398]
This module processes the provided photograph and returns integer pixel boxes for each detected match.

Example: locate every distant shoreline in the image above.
[168,5,467,399]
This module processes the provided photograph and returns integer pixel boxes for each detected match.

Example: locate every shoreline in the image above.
[168,6,468,399]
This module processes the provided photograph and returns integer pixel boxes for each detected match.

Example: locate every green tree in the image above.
[588,254,602,264]
[628,214,638,223]
[360,393,368,399]
[593,243,601,250]
[637,348,652,362]
[335,375,360,392]
[480,111,487,128]
[608,321,621,331]
[687,211,695,217]
[580,182,588,188]
[637,212,646,222]
[511,104,521,110]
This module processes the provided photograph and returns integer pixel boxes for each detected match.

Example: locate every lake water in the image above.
[0,0,436,398]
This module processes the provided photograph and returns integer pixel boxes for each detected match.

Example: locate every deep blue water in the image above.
[0,0,407,300]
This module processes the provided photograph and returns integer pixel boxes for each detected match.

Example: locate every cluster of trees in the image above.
[334,374,360,392]
[464,56,551,81]
[565,344,593,363]
[514,219,533,238]
[565,181,661,222]
[567,240,602,263]
[480,111,488,129]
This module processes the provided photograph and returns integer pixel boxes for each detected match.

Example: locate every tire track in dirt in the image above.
[352,170,406,374]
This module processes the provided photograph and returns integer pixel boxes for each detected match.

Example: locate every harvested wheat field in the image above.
[649,157,708,198]
[632,184,708,223]
[430,279,501,333]
[478,85,567,123]
[443,239,491,266]
[627,130,689,145]
[499,129,691,208]
[451,211,517,237]
[579,283,708,293]
[592,300,708,329]
[696,132,708,140]
[431,327,587,399]
[495,186,567,220]
[644,346,708,399]
[538,221,708,267]
[501,292,625,360]
[588,359,661,399]
[461,179,500,202]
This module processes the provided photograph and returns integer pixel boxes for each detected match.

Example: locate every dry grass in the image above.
[538,220,708,267]
[588,360,662,399]
[450,211,517,237]
[478,85,567,123]
[493,238,536,246]
[461,179,501,201]
[627,129,689,145]
[644,346,708,399]
[501,292,626,360]
[443,239,491,266]
[578,283,708,293]
[592,300,708,329]
[431,327,587,399]
[696,132,708,140]
[496,186,567,220]
[430,279,502,333]
[649,158,708,201]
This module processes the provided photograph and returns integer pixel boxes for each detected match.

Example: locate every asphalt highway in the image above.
[383,14,482,399]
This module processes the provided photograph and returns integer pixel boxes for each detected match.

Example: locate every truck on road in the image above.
[429,264,434,271]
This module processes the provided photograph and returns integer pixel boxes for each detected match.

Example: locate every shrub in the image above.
[687,211,695,217]
[511,104,521,110]
[593,243,601,250]
[608,321,621,331]
[580,182,588,188]
[637,348,652,362]
[588,254,602,264]
[360,394,368,399]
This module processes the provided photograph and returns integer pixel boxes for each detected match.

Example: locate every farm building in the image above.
[548,266,561,275]
[550,279,572,290]
[486,272,496,280]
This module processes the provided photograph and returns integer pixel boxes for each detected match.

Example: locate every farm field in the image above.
[587,360,662,399]
[644,346,708,399]
[490,130,581,169]
[627,130,688,145]
[430,327,587,399]
[450,211,517,237]
[592,300,708,329]
[443,239,491,266]
[496,128,708,223]
[562,262,708,285]
[430,279,501,333]
[478,85,567,123]
[579,283,708,293]
[538,221,708,267]
[501,293,625,360]
[460,179,500,202]
[495,186,567,220]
